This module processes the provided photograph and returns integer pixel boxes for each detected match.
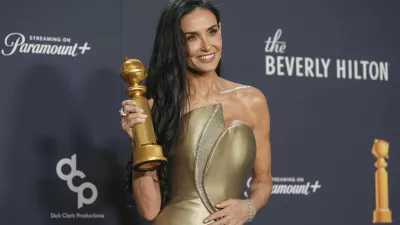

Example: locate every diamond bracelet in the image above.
[244,199,255,223]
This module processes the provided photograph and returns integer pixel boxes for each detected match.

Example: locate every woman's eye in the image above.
[187,35,197,41]
[209,29,218,36]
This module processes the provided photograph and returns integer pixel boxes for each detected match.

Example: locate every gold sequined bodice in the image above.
[152,103,256,225]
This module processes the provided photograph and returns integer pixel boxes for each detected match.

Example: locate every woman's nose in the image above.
[201,37,211,51]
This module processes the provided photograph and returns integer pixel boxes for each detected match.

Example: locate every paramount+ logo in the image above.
[56,154,98,209]
[1,32,91,57]
[244,176,322,197]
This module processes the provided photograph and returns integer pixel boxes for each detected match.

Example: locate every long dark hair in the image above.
[125,0,222,209]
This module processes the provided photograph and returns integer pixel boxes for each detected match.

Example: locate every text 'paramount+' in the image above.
[264,29,389,81]
[1,33,91,57]
[244,177,322,197]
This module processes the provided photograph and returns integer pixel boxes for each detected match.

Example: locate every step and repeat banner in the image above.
[0,0,399,225]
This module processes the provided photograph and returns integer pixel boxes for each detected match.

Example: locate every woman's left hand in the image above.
[203,199,249,225]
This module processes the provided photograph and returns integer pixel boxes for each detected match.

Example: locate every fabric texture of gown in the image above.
[153,87,256,225]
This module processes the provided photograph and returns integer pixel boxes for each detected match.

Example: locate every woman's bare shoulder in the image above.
[233,84,267,107]
[236,86,269,126]
[218,78,268,114]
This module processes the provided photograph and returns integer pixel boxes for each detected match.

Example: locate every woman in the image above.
[120,0,272,224]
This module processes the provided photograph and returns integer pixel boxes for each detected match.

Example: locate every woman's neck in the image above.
[187,70,222,99]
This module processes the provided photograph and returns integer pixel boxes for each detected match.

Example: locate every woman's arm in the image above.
[247,88,273,213]
[202,88,273,225]
[132,169,162,220]
[121,99,161,220]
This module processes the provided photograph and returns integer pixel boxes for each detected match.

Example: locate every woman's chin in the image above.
[188,65,219,75]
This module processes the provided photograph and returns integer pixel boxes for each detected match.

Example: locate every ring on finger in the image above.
[119,107,127,117]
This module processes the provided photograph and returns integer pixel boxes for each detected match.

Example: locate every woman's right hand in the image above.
[121,98,154,140]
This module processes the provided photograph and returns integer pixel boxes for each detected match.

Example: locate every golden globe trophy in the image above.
[372,139,392,223]
[120,57,167,171]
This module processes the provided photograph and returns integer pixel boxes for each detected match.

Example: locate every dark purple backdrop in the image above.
[0,0,399,225]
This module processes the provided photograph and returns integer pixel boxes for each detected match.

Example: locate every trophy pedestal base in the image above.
[133,144,167,171]
[373,209,392,223]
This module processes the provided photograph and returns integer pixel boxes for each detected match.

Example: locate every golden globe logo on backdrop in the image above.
[1,32,91,57]
[264,29,389,81]
[371,139,393,224]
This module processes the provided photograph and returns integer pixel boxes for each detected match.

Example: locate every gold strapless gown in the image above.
[153,103,256,225]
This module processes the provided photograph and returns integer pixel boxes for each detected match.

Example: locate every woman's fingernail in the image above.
[142,114,147,118]
[203,219,208,223]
